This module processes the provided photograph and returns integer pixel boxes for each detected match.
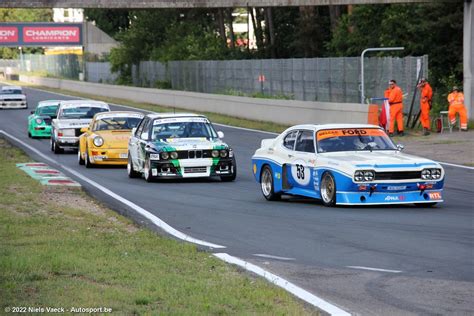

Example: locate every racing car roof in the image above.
[146,113,207,120]
[37,100,62,107]
[285,123,383,133]
[93,111,144,120]
[1,85,22,91]
[58,99,109,109]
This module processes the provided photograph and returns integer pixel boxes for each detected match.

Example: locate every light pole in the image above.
[360,47,404,104]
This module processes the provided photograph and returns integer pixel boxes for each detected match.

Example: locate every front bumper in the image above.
[88,148,129,165]
[336,189,443,205]
[150,157,235,178]
[0,101,27,109]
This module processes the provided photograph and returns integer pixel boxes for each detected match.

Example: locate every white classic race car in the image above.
[51,100,110,153]
[252,124,445,207]
[0,86,27,109]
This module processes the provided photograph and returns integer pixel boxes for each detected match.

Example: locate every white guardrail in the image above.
[19,75,371,126]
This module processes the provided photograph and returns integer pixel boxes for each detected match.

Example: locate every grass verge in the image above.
[0,138,317,315]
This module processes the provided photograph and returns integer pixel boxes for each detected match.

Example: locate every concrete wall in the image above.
[20,75,370,126]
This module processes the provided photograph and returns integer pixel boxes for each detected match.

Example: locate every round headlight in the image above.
[364,171,374,181]
[35,118,43,124]
[161,152,169,160]
[354,171,364,182]
[421,169,431,179]
[220,150,228,158]
[431,169,441,179]
[93,136,104,147]
[170,151,178,159]
[211,150,220,158]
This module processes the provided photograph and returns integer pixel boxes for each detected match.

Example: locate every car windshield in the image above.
[1,89,22,95]
[37,105,58,117]
[316,128,397,153]
[59,106,108,119]
[151,120,217,140]
[93,116,142,131]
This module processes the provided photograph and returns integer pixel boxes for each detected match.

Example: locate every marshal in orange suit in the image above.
[388,79,404,136]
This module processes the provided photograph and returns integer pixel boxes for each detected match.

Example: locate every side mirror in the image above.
[131,127,137,135]
[396,144,404,151]
[217,131,224,139]
[30,110,34,114]
[140,132,148,140]
[80,127,88,133]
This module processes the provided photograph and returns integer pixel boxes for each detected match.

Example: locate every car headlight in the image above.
[161,152,169,160]
[93,136,104,147]
[354,170,375,182]
[170,151,178,159]
[364,171,375,181]
[220,150,228,158]
[211,150,220,158]
[35,118,43,124]
[422,168,442,180]
[421,169,432,180]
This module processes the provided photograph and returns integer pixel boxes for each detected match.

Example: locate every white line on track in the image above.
[0,128,351,315]
[0,129,225,249]
[216,253,351,316]
[346,266,402,273]
[22,84,474,170]
[253,254,296,261]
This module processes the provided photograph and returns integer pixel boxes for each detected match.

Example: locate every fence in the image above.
[2,54,428,108]
[133,56,428,106]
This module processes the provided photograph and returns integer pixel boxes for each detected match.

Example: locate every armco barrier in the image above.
[19,75,370,126]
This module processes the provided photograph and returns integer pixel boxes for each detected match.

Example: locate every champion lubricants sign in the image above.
[0,23,82,46]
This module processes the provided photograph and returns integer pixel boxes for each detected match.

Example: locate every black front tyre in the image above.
[260,165,281,201]
[78,150,85,165]
[220,157,237,182]
[127,154,140,178]
[143,158,154,182]
[320,172,337,207]
[84,150,94,168]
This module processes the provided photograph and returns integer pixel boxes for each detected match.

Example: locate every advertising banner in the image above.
[0,23,82,46]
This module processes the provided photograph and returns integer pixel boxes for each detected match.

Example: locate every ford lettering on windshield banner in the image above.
[0,23,82,46]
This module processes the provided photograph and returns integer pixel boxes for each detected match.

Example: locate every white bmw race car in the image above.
[0,86,27,109]
[252,124,445,207]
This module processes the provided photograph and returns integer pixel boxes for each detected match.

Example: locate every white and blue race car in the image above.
[252,124,444,207]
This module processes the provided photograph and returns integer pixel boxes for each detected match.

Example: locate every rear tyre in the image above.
[260,165,281,201]
[320,172,337,207]
[28,131,32,138]
[127,154,140,178]
[52,139,63,154]
[143,158,154,182]
[221,157,237,182]
[78,150,85,165]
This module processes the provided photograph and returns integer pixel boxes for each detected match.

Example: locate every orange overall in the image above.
[420,83,433,129]
[447,91,467,130]
[388,85,404,134]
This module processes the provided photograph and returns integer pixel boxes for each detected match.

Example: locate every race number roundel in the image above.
[291,160,310,186]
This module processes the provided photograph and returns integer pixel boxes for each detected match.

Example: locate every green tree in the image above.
[84,9,130,39]
[327,3,463,96]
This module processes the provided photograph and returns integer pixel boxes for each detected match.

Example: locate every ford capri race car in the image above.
[252,124,444,207]
[51,100,110,153]
[0,86,27,109]
[127,113,236,182]
[27,100,60,138]
[78,111,144,167]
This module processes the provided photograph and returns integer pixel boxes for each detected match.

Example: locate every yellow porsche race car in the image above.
[78,111,144,167]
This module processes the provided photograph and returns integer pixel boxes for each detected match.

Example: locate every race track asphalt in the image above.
[1,86,473,315]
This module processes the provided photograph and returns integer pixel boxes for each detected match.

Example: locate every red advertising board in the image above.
[23,26,80,43]
[0,26,19,43]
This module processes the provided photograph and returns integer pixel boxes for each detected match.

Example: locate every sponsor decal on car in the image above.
[384,195,406,201]
[387,185,407,191]
[429,192,442,200]
[317,128,386,140]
